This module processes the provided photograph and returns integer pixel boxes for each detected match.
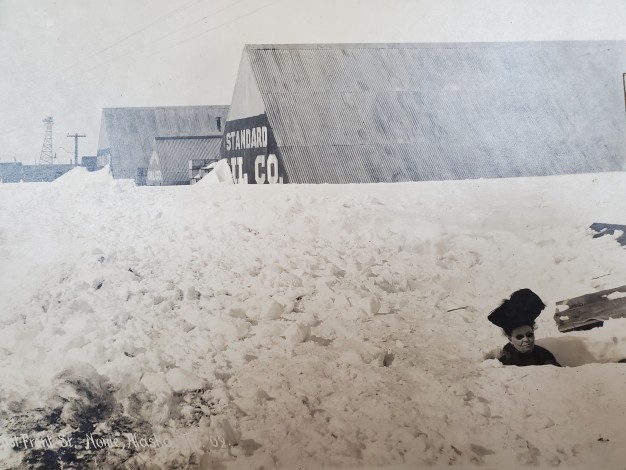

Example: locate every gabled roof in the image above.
[240,41,626,183]
[97,105,229,179]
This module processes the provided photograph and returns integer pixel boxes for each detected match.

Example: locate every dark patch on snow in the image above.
[590,222,626,246]
[374,308,399,316]
[310,335,333,346]
[383,352,395,367]
[470,443,496,457]
[127,268,142,279]
[5,368,154,469]
[235,439,262,457]
[447,306,468,312]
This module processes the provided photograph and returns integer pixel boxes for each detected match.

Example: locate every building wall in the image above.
[222,52,286,184]
[147,136,223,186]
[221,113,285,184]
[81,156,98,171]
[0,163,24,183]
[97,106,229,180]
[228,51,267,121]
[223,41,626,184]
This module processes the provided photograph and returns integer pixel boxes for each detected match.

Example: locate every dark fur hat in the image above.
[488,288,546,332]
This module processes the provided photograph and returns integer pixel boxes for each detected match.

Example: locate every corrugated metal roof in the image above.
[244,41,626,183]
[97,106,229,179]
[149,136,222,185]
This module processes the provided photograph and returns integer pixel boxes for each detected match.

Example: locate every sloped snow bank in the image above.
[1,172,626,469]
[52,165,114,187]
[195,159,234,186]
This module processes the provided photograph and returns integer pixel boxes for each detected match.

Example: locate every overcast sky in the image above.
[1,0,626,164]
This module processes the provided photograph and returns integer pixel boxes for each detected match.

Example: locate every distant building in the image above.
[81,156,98,172]
[0,162,75,183]
[135,167,148,187]
[146,135,222,186]
[0,163,23,183]
[223,41,626,184]
[96,105,229,181]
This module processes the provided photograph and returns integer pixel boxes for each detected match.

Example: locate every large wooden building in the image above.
[222,41,626,184]
[97,105,229,181]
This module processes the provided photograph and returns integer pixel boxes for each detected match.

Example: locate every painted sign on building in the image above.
[221,114,286,184]
[147,151,163,186]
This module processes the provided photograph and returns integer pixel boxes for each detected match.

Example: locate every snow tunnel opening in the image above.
[530,334,626,367]
[483,329,626,367]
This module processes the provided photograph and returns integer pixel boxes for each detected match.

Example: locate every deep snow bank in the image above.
[52,164,114,186]
[1,172,626,469]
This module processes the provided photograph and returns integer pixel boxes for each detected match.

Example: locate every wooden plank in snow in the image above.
[589,223,626,246]
[554,285,626,332]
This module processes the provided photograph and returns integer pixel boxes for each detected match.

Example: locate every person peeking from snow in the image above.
[488,289,561,367]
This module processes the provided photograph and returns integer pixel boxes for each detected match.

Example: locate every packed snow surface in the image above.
[1,169,626,469]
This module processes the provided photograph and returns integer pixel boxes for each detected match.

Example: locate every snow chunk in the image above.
[262,299,291,320]
[606,291,626,300]
[481,358,505,368]
[262,300,285,320]
[286,323,311,344]
[141,372,173,396]
[165,368,208,393]
[339,351,362,364]
[185,286,201,300]
[243,295,296,321]
[195,159,233,186]
[353,294,381,316]
[233,319,251,339]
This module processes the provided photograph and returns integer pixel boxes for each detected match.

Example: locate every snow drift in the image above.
[52,165,114,187]
[194,159,234,186]
[1,172,626,469]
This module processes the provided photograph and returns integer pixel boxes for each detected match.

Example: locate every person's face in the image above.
[508,325,535,353]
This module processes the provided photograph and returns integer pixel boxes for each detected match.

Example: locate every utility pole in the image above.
[67,133,86,166]
[39,117,54,165]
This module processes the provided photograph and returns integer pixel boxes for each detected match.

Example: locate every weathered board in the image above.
[555,285,626,332]
[589,223,626,246]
